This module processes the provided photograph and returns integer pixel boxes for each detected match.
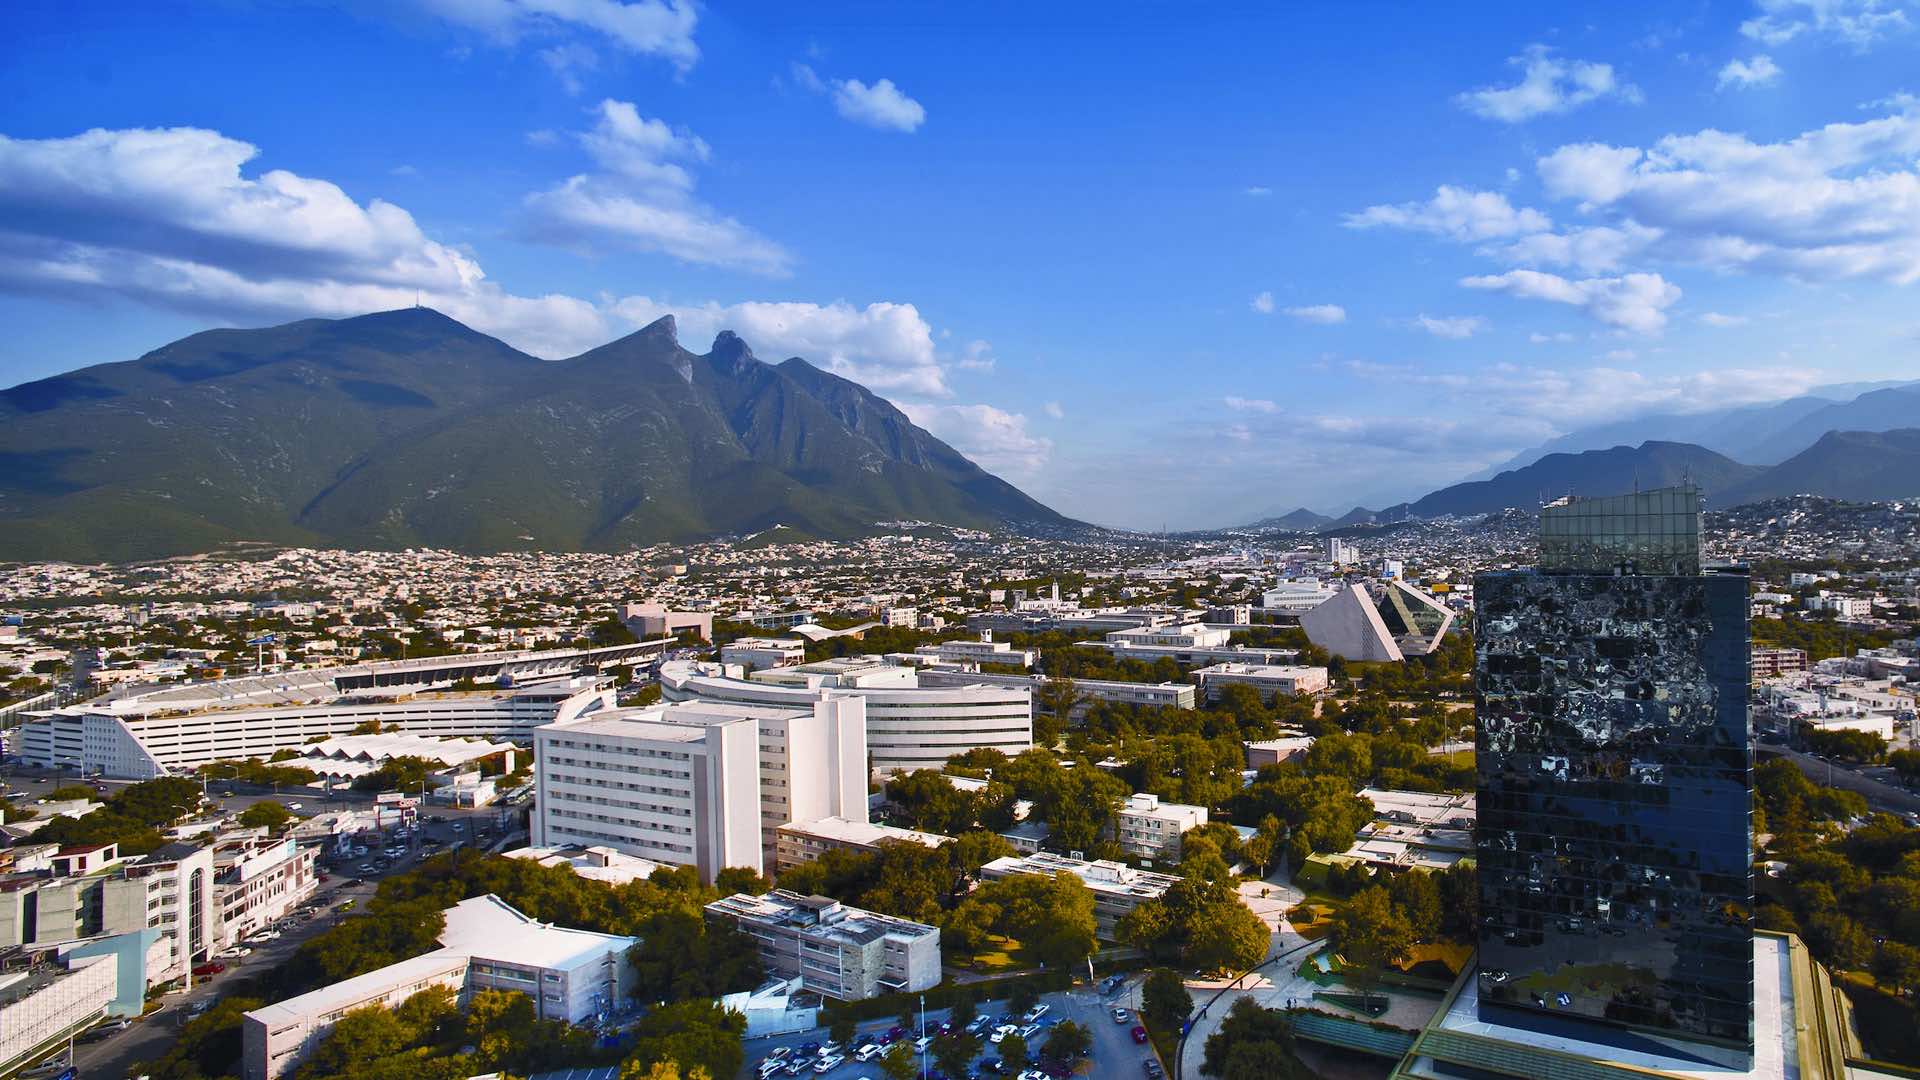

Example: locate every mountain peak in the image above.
[708,330,757,373]
[634,314,678,348]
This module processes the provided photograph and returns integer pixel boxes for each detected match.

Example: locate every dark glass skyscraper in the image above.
[1474,485,1753,1050]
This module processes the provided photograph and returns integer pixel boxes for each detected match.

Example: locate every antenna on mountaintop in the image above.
[414,291,422,309]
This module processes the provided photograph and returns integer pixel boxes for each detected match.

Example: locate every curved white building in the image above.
[658,659,1032,775]
[14,642,661,779]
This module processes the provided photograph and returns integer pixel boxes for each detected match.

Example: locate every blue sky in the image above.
[4,1,1920,528]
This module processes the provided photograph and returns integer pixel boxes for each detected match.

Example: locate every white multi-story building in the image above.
[1105,624,1232,650]
[530,701,765,881]
[979,852,1179,938]
[243,894,634,1080]
[659,660,1031,776]
[213,837,319,949]
[0,953,118,1075]
[774,816,951,872]
[720,637,806,673]
[1328,538,1359,566]
[16,651,631,779]
[915,669,1196,717]
[1110,792,1208,862]
[1192,663,1330,703]
[704,891,941,1000]
[911,638,1038,669]
[100,842,218,977]
[1261,578,1341,615]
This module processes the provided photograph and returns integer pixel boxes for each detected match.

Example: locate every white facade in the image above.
[915,669,1196,716]
[705,891,941,1000]
[720,637,806,672]
[531,701,765,881]
[774,815,951,871]
[659,660,1031,775]
[18,679,614,779]
[214,837,319,948]
[1110,792,1208,861]
[101,843,218,977]
[243,893,634,1080]
[1105,623,1232,649]
[1193,662,1330,703]
[912,639,1038,669]
[0,954,117,1075]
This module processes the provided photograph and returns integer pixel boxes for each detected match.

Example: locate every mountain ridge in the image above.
[0,308,1074,562]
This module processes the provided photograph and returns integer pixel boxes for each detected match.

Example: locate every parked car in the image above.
[813,1054,843,1073]
[914,1035,933,1052]
[1142,1060,1163,1078]
[191,962,225,977]
[1110,1008,1131,1024]
[1130,1026,1149,1044]
[1022,1004,1049,1023]
[1017,1023,1041,1039]
[989,1024,1017,1045]
[854,1043,882,1062]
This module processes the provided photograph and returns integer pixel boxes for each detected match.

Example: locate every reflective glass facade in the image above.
[1474,569,1753,1050]
[1538,486,1702,576]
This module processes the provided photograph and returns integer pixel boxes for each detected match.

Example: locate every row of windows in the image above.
[548,808,694,834]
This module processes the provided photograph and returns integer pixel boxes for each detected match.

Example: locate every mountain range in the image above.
[1246,430,1920,529]
[0,309,1071,563]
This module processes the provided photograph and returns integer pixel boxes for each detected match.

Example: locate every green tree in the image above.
[1043,1019,1092,1061]
[830,1014,858,1047]
[997,1032,1027,1071]
[623,1000,745,1080]
[1890,749,1920,789]
[239,801,294,830]
[879,1041,919,1080]
[1329,886,1414,1009]
[1007,979,1042,1016]
[1200,997,1311,1080]
[150,994,265,1080]
[1184,897,1271,975]
[48,784,97,802]
[1143,967,1193,1033]
[948,988,977,1030]
[935,1032,982,1078]
[627,906,763,1003]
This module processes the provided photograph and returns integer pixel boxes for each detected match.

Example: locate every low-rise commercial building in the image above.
[243,894,635,1080]
[213,836,318,949]
[1193,662,1329,703]
[704,891,941,1000]
[1106,623,1231,650]
[720,637,806,672]
[979,852,1178,938]
[911,638,1037,669]
[1751,647,1809,679]
[774,816,951,872]
[915,669,1195,717]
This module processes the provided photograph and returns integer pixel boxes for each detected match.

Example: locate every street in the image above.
[1763,746,1920,817]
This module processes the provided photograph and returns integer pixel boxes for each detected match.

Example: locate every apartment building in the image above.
[212,837,318,949]
[1752,647,1810,679]
[704,890,941,1000]
[979,853,1178,938]
[911,638,1038,669]
[100,842,218,977]
[1110,793,1207,862]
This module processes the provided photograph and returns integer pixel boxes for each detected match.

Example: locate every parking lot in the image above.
[738,975,1163,1080]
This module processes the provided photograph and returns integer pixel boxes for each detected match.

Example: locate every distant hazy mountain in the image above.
[1467,379,1920,479]
[1716,429,1920,506]
[1244,507,1333,530]
[1405,442,1764,518]
[0,309,1071,562]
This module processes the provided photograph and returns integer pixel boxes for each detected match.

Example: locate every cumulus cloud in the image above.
[1700,311,1751,326]
[1250,291,1276,314]
[1741,0,1910,48]
[792,64,926,132]
[1717,55,1782,89]
[521,99,791,274]
[417,0,699,71]
[1455,45,1641,122]
[1414,314,1488,339]
[1461,269,1682,334]
[953,339,996,372]
[1284,303,1347,324]
[896,402,1052,476]
[0,124,610,357]
[1224,396,1279,413]
[1043,401,1065,419]
[1347,185,1552,242]
[1529,331,1577,343]
[608,296,948,395]
[539,41,599,94]
[1532,112,1920,283]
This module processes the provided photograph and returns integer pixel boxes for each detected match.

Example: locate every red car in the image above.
[1130,1025,1149,1044]
[191,962,226,977]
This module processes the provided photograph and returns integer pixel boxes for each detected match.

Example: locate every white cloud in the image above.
[1224,396,1279,413]
[1347,185,1552,242]
[1414,314,1489,339]
[539,41,599,94]
[608,296,948,395]
[1283,303,1347,324]
[521,99,791,275]
[1487,222,1662,274]
[1455,45,1642,123]
[1043,401,1065,420]
[953,339,995,372]
[1225,424,1253,443]
[1529,331,1577,343]
[1345,358,1824,427]
[0,124,611,358]
[1700,311,1751,326]
[1740,0,1910,48]
[1532,112,1920,283]
[792,64,926,132]
[895,403,1052,476]
[416,0,699,70]
[1245,186,1273,196]
[1461,269,1682,334]
[1717,55,1782,89]
[1250,291,1275,314]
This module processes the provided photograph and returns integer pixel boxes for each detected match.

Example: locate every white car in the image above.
[1022,1003,1049,1023]
[812,1054,843,1073]
[989,1024,1017,1045]
[913,1035,933,1053]
[286,803,302,810]
[853,1044,882,1062]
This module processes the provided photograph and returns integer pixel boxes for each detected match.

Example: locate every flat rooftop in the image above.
[1412,934,1791,1080]
[545,699,802,739]
[780,815,951,849]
